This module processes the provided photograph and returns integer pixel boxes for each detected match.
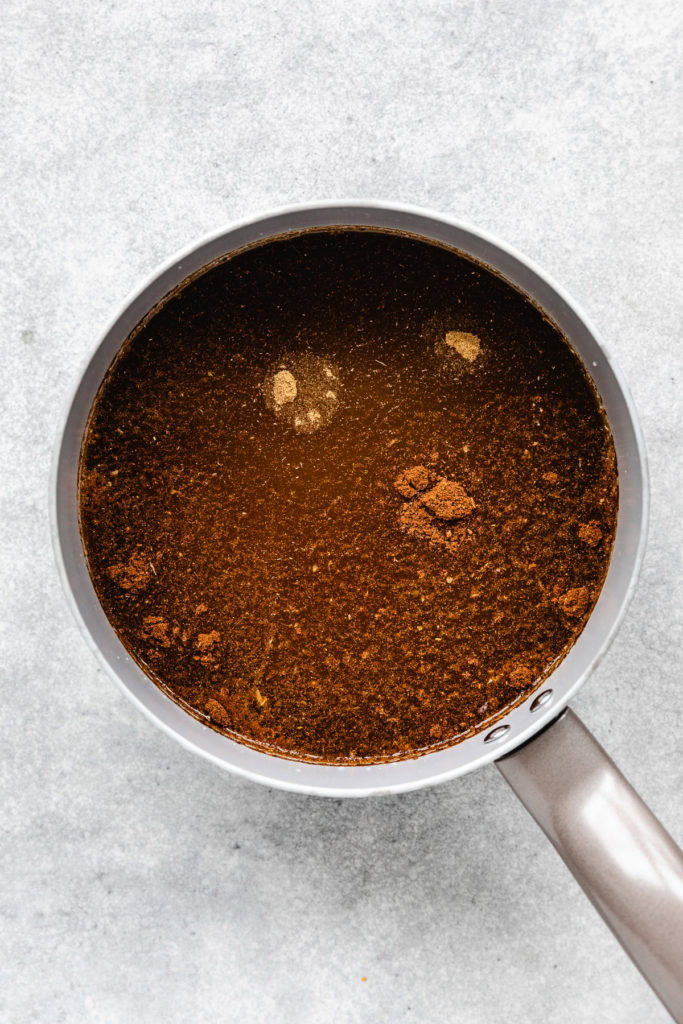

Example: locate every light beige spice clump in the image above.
[273,370,297,406]
[425,313,486,380]
[263,353,342,434]
[444,331,481,363]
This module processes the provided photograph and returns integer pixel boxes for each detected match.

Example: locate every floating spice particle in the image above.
[444,331,481,362]
[509,665,533,688]
[394,464,434,498]
[254,688,268,707]
[81,468,109,504]
[273,370,297,406]
[395,471,472,550]
[107,553,151,592]
[196,630,220,651]
[398,503,466,552]
[578,521,602,547]
[142,614,171,647]
[543,471,558,484]
[420,479,475,520]
[205,698,230,727]
[263,353,342,433]
[557,586,589,618]
[430,318,485,378]
[195,603,208,614]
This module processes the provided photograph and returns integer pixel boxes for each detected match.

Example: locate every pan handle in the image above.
[497,708,683,1022]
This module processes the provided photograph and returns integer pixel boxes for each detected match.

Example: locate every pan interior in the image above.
[76,225,618,766]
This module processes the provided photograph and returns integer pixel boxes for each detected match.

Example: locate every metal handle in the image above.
[497,708,683,1022]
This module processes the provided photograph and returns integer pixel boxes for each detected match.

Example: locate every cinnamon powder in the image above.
[420,478,475,519]
[395,466,475,550]
[578,521,602,547]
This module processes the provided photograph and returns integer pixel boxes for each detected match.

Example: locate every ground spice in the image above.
[445,331,481,362]
[263,354,341,434]
[394,465,434,498]
[273,370,297,406]
[141,614,171,647]
[196,630,220,651]
[579,521,602,547]
[420,478,475,519]
[398,503,467,552]
[395,467,474,550]
[205,698,231,727]
[509,665,533,688]
[107,553,151,592]
[558,587,590,618]
[429,315,486,380]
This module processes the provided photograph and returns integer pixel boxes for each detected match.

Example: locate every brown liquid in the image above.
[79,229,618,763]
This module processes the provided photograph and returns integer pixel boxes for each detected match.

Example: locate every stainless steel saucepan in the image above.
[51,202,683,1020]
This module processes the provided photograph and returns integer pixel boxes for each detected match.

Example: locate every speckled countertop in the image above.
[2,2,681,1022]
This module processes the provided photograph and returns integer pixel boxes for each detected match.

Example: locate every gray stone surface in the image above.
[2,1,682,1021]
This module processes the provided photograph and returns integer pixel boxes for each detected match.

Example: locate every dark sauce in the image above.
[79,229,618,763]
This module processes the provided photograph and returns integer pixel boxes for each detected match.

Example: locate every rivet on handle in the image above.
[484,724,510,743]
[530,689,553,712]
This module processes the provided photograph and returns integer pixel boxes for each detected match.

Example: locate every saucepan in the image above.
[51,202,683,1020]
